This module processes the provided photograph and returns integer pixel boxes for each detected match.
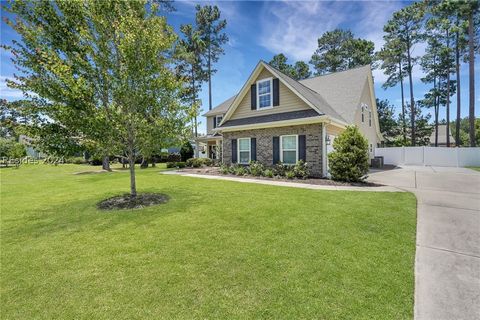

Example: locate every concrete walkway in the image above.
[368,166,480,320]
[162,170,402,192]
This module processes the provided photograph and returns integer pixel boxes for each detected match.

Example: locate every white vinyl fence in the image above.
[375,147,480,167]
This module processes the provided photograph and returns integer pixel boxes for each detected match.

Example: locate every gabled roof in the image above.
[206,61,379,137]
[203,95,236,117]
[299,65,372,124]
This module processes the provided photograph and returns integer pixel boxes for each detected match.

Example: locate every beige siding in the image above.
[354,79,379,158]
[206,116,214,134]
[326,125,344,137]
[230,68,312,120]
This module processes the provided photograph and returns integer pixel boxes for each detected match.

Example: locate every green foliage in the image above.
[167,153,182,163]
[186,157,201,167]
[293,160,310,179]
[273,163,289,177]
[166,162,176,168]
[285,170,295,179]
[0,138,26,158]
[5,0,190,196]
[202,158,213,166]
[195,4,228,111]
[219,163,229,174]
[233,165,247,176]
[264,168,274,178]
[180,141,194,161]
[176,162,186,168]
[66,157,86,165]
[310,29,375,75]
[268,54,311,80]
[248,161,265,176]
[328,126,369,182]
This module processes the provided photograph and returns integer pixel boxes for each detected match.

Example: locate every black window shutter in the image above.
[273,136,280,164]
[231,139,237,163]
[273,78,280,106]
[251,84,257,110]
[298,135,306,161]
[251,138,257,161]
[213,117,216,129]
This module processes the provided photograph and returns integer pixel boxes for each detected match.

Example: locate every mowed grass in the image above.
[1,164,416,319]
[467,166,480,172]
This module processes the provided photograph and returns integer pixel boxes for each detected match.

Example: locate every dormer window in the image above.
[257,78,272,109]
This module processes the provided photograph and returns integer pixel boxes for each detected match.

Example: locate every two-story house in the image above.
[196,60,382,177]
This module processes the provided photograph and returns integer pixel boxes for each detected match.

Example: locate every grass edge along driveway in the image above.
[1,164,416,319]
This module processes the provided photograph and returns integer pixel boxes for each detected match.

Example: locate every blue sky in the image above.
[1,0,478,134]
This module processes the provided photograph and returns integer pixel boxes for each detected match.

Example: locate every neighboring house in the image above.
[196,61,382,177]
[429,124,455,147]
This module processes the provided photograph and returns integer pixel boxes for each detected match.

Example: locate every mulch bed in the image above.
[177,167,384,187]
[97,193,169,210]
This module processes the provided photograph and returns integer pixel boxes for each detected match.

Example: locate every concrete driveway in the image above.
[368,166,480,320]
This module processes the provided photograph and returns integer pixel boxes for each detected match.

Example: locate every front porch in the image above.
[195,135,222,160]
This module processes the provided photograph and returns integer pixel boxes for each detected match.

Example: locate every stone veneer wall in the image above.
[222,123,323,177]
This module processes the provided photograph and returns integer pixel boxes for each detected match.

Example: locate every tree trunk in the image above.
[129,153,137,197]
[446,30,451,148]
[191,65,198,138]
[102,156,111,171]
[468,12,476,147]
[399,60,406,144]
[455,25,461,147]
[208,41,212,111]
[406,34,415,146]
[140,156,148,169]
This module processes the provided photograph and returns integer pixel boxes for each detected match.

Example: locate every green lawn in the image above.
[1,164,416,319]
[467,166,480,172]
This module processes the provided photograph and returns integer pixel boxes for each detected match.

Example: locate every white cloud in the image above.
[259,1,347,61]
[0,76,25,100]
[259,0,403,63]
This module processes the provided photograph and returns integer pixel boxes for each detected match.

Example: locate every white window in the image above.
[257,78,272,109]
[237,138,251,164]
[215,115,223,127]
[280,135,298,165]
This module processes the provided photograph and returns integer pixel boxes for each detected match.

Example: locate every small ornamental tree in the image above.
[328,126,369,182]
[180,140,194,161]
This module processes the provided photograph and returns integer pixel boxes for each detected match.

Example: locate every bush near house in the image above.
[328,126,369,182]
[180,141,194,161]
[219,160,310,179]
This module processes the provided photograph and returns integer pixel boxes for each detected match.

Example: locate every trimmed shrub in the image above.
[67,157,86,164]
[176,161,186,168]
[186,158,202,168]
[202,158,213,166]
[328,126,369,182]
[166,162,176,168]
[264,168,274,178]
[180,141,194,161]
[249,161,265,176]
[285,170,295,179]
[220,164,230,174]
[293,160,309,179]
[167,153,181,163]
[234,165,247,176]
[273,163,289,177]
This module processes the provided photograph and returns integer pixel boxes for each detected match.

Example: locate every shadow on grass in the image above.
[3,186,200,242]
